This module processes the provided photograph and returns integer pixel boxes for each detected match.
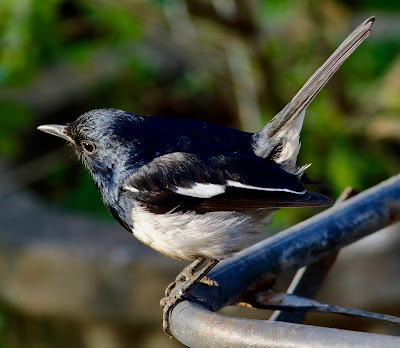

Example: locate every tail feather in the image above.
[253,16,375,174]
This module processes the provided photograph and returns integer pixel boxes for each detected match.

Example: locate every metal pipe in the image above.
[270,187,358,323]
[170,301,400,348]
[170,175,400,346]
[190,174,400,310]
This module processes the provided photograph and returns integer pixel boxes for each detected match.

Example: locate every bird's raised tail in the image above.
[252,16,375,175]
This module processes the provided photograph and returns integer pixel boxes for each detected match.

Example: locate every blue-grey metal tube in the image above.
[190,174,400,311]
[171,302,400,348]
[171,175,400,346]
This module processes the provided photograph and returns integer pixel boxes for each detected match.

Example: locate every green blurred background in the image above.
[1,0,400,347]
[2,0,400,224]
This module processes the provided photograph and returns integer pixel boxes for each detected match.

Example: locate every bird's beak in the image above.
[37,124,74,143]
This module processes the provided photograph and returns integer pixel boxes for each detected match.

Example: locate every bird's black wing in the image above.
[121,152,331,213]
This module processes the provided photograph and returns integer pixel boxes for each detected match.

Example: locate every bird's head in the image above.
[38,109,145,185]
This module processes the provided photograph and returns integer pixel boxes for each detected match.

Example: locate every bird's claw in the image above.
[161,292,213,336]
[160,290,187,336]
[164,281,177,297]
[161,259,220,335]
[165,275,219,297]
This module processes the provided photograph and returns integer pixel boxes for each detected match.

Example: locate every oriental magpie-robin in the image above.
[38,16,374,334]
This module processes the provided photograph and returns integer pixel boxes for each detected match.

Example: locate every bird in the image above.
[37,16,374,334]
[38,108,330,259]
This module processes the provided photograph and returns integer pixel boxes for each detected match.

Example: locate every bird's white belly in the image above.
[130,205,273,260]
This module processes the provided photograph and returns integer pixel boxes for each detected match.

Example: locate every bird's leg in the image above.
[165,258,205,297]
[161,259,220,335]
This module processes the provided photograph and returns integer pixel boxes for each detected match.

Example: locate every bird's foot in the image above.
[165,275,219,297]
[165,259,205,297]
[161,259,220,335]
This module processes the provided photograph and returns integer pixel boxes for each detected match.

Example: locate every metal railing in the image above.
[169,175,400,347]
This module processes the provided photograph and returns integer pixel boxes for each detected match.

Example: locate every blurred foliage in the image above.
[0,311,8,348]
[0,0,399,230]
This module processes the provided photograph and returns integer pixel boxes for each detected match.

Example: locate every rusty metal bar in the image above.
[170,174,400,347]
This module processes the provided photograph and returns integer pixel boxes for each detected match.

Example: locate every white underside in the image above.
[130,205,273,260]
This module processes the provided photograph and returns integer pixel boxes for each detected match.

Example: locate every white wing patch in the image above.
[226,180,306,195]
[125,180,305,198]
[174,180,305,198]
[124,185,140,193]
[174,183,226,198]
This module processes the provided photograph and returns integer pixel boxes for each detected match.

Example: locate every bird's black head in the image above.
[38,109,145,189]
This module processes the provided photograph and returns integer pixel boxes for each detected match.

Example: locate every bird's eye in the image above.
[82,140,96,154]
